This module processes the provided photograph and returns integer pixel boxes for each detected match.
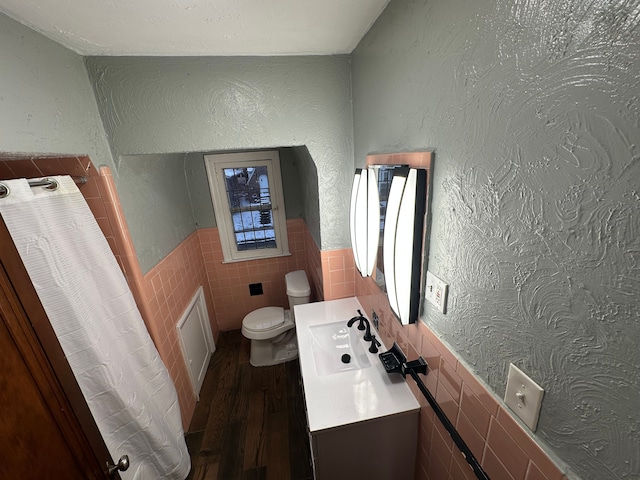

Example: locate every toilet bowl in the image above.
[241,270,311,367]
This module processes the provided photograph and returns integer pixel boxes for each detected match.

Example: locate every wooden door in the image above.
[0,221,115,479]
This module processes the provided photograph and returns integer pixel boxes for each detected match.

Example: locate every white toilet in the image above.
[241,270,311,367]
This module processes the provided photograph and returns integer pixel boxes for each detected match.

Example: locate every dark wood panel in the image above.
[218,420,247,480]
[0,260,108,478]
[0,310,85,479]
[265,411,290,480]
[0,217,113,478]
[288,392,313,479]
[229,363,252,421]
[199,386,232,461]
[189,462,220,480]
[243,387,267,471]
[241,466,266,480]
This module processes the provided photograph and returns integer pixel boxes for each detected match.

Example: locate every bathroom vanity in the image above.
[295,297,420,480]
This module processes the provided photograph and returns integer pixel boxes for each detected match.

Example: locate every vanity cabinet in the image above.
[295,297,421,480]
[309,411,418,480]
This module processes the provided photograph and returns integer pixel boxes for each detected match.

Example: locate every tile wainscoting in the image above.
[197,219,307,331]
[355,275,567,480]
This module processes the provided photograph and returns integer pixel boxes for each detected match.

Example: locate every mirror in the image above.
[366,152,433,324]
[371,164,406,292]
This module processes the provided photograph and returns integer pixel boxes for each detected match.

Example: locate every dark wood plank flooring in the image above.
[185,330,314,480]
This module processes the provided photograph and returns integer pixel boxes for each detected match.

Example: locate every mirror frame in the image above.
[366,152,433,324]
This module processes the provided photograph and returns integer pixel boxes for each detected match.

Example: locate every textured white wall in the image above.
[0,13,115,169]
[116,153,195,274]
[85,56,354,271]
[352,1,640,478]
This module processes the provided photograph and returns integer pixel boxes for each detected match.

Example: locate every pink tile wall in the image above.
[199,218,308,331]
[320,248,356,300]
[141,231,218,428]
[354,274,566,480]
[304,226,324,301]
[0,156,137,304]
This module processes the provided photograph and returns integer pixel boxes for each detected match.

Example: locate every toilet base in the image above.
[249,330,298,367]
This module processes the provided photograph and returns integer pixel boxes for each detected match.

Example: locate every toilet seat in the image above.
[243,306,285,330]
[242,307,294,340]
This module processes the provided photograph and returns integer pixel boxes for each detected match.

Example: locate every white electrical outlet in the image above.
[425,271,448,313]
[504,363,544,431]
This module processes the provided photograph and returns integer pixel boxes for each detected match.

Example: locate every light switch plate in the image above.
[504,363,544,431]
[425,271,448,313]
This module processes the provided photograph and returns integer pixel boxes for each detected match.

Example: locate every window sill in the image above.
[220,251,292,264]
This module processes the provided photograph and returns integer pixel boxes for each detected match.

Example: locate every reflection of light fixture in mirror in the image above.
[383,167,427,325]
[350,167,380,277]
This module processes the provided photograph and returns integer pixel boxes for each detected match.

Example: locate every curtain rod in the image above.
[408,369,490,479]
[382,342,490,480]
[0,176,88,199]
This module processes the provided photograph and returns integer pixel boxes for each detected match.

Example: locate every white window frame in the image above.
[204,150,290,263]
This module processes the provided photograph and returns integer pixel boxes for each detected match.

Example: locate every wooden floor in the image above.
[185,330,314,480]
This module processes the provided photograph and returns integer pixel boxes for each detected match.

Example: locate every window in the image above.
[204,150,289,262]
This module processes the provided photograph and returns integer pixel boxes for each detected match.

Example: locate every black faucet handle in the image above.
[368,335,381,353]
[362,318,373,340]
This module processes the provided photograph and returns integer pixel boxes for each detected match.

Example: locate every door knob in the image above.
[107,455,130,478]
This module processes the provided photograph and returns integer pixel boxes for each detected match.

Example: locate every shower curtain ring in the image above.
[42,178,59,191]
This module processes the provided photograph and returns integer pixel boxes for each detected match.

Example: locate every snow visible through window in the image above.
[223,166,276,251]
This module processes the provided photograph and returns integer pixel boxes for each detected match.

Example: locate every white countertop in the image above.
[295,297,420,433]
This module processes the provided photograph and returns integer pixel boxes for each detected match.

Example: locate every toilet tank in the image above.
[285,270,311,315]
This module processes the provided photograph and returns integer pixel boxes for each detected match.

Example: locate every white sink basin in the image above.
[309,320,372,376]
[295,298,421,433]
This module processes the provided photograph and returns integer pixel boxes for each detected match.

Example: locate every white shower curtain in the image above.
[0,176,190,480]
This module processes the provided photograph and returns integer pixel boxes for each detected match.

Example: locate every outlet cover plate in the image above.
[371,310,379,330]
[425,271,448,313]
[504,363,544,431]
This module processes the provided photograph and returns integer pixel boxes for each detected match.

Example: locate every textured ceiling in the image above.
[0,0,389,56]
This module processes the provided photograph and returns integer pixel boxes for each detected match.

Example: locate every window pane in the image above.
[223,166,277,251]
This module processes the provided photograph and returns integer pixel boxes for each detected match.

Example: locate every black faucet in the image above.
[347,311,374,339]
[347,309,367,331]
[347,310,380,352]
